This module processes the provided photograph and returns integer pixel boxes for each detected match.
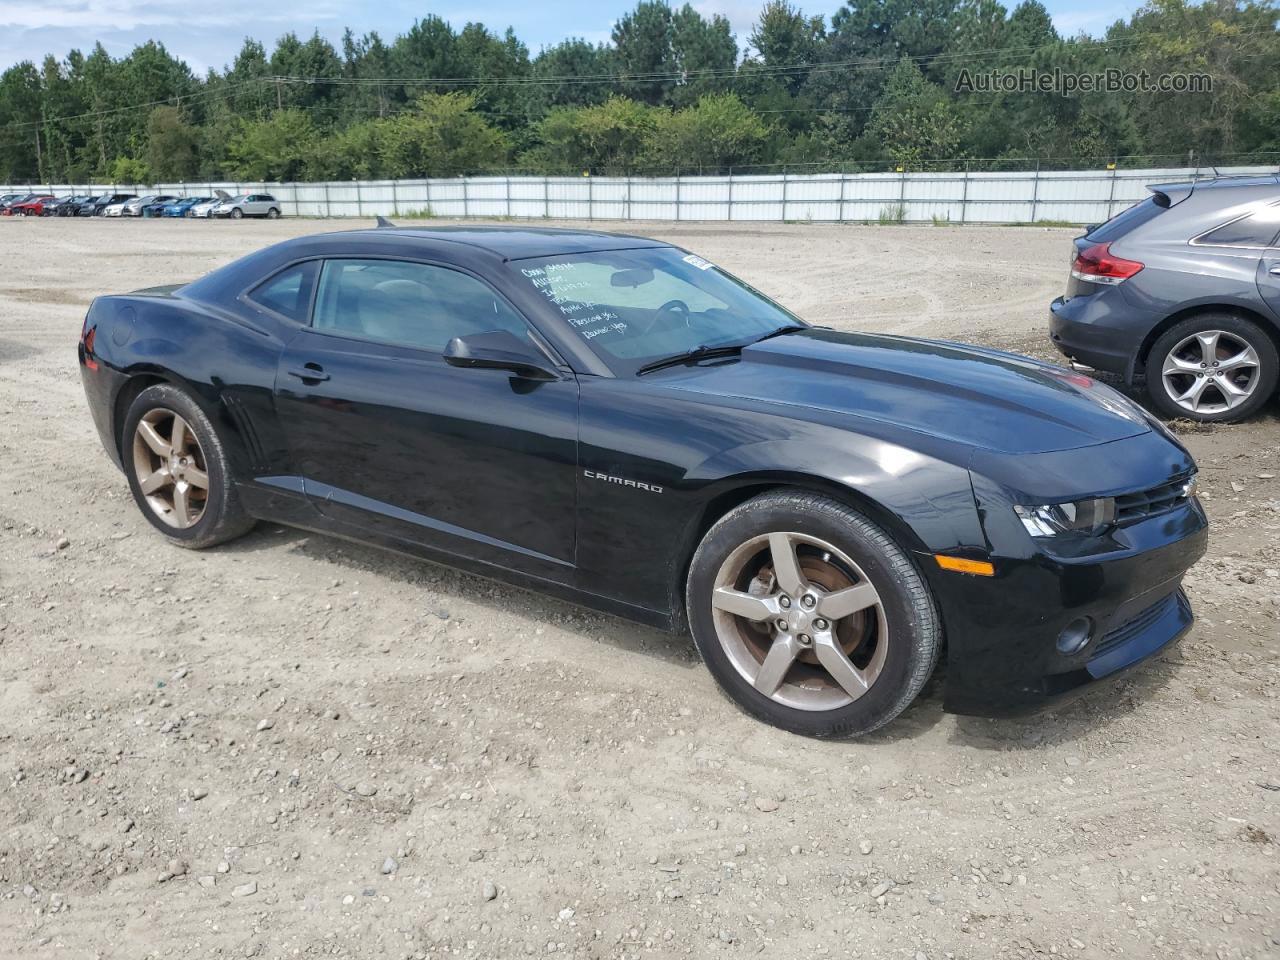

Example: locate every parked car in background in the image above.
[119,195,160,217]
[0,194,39,215]
[140,195,180,217]
[63,194,99,215]
[45,195,84,216]
[0,193,23,209]
[213,194,282,219]
[9,194,56,216]
[1051,175,1280,423]
[90,194,136,216]
[162,197,211,217]
[189,196,226,219]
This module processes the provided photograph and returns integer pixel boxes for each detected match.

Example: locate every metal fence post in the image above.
[781,165,788,221]
[1030,160,1040,224]
[727,167,734,222]
[463,177,470,219]
[675,173,681,222]
[837,169,847,223]
[959,163,969,225]
[505,174,511,218]
[323,181,331,219]
[543,175,549,218]
[392,179,399,217]
[1107,164,1118,218]
[587,174,594,221]
[354,179,362,219]
[625,176,632,221]
[425,178,433,216]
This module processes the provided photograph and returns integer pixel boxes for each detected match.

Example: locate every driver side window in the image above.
[312,259,530,353]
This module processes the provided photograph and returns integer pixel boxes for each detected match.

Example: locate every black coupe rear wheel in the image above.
[122,384,255,548]
[686,491,940,738]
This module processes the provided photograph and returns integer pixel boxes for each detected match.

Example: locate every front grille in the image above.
[1091,590,1185,659]
[1114,476,1192,524]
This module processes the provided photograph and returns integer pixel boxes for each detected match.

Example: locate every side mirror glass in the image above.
[443,330,559,381]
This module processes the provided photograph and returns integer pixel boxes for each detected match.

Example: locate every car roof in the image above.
[318,225,668,261]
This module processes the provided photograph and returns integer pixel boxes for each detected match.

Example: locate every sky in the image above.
[0,0,1141,75]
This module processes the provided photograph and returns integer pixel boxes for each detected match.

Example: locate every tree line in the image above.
[1,0,1277,185]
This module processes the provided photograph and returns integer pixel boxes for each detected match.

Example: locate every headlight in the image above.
[1014,497,1116,537]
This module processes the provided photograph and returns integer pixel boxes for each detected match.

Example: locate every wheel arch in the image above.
[112,368,255,478]
[1137,302,1280,374]
[667,471,942,634]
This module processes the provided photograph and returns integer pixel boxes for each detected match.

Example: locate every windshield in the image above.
[508,247,802,374]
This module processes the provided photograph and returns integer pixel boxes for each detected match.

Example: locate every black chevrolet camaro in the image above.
[78,225,1208,737]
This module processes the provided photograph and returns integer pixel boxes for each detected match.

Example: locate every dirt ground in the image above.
[1,217,1278,960]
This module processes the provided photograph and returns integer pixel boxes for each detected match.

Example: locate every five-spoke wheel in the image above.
[688,491,940,738]
[711,531,887,711]
[123,383,255,548]
[132,409,210,529]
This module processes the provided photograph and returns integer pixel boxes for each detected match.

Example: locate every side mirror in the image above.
[443,330,560,381]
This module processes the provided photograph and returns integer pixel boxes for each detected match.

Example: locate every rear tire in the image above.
[1147,313,1278,422]
[686,491,940,738]
[267,207,280,219]
[122,384,255,549]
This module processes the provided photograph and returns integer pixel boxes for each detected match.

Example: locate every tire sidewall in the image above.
[686,494,937,738]
[1147,313,1279,422]
[122,384,235,546]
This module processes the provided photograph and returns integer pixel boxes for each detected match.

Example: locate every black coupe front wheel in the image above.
[686,491,941,738]
[122,384,255,549]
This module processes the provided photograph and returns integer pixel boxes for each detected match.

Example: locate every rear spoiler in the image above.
[1147,181,1195,208]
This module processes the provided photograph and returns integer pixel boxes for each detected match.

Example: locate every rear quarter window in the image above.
[1194,202,1280,248]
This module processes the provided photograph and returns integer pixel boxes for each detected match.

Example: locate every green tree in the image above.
[866,57,964,166]
[612,1,677,104]
[145,105,199,179]
[378,93,508,177]
[526,96,657,173]
[646,94,769,172]
[228,108,319,180]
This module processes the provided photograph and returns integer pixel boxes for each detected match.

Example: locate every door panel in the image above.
[274,328,579,572]
[1257,252,1280,321]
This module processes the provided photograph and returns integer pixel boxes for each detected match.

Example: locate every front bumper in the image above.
[1049,292,1158,381]
[931,497,1207,717]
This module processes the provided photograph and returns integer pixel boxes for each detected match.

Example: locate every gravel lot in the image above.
[1,217,1278,960]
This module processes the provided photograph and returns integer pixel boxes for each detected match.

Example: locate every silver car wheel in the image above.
[1160,329,1261,415]
[710,531,888,712]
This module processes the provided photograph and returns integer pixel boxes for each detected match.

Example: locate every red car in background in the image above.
[7,194,57,216]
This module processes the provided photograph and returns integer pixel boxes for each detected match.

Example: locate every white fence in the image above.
[6,165,1278,224]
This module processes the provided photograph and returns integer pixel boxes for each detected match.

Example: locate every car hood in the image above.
[661,329,1152,456]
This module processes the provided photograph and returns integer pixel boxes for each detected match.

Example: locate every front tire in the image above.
[122,384,255,549]
[1147,313,1278,422]
[686,491,941,738]
[230,207,243,220]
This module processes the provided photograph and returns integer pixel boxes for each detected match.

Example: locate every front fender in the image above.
[685,436,986,556]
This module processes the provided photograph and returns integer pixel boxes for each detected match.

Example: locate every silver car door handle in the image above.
[1270,265,1280,276]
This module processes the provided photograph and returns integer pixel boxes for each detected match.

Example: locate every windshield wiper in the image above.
[635,342,747,376]
[751,323,808,344]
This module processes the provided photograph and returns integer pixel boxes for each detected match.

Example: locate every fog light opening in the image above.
[1057,617,1094,656]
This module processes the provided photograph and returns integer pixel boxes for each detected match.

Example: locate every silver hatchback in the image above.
[213,194,283,219]
[1050,175,1280,422]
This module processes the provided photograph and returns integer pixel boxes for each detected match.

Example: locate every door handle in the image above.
[1269,265,1280,276]
[287,364,329,382]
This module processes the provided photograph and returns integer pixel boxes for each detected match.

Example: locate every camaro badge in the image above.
[583,469,663,493]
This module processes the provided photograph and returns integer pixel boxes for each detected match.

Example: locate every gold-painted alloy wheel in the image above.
[131,408,210,529]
